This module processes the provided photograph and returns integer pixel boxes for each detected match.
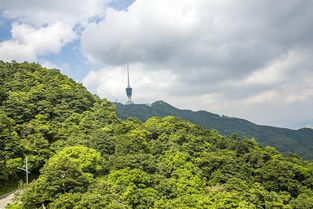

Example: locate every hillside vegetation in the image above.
[115,101,313,160]
[1,62,313,208]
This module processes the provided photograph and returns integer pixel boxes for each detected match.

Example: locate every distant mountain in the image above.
[114,101,313,160]
[286,121,313,130]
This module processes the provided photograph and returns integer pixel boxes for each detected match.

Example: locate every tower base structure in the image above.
[125,100,134,105]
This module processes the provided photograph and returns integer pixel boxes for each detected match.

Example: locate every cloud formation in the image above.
[1,0,313,127]
[0,23,76,62]
[0,0,110,62]
[81,0,313,126]
[82,0,313,70]
[83,64,177,103]
[0,0,109,26]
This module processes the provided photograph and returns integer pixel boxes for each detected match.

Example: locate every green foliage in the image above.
[1,62,313,208]
[289,191,313,209]
[49,193,82,209]
[0,61,118,185]
[0,111,23,181]
[19,146,103,208]
[115,100,313,160]
[49,146,104,175]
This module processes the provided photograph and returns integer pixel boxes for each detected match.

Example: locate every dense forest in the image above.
[1,61,313,208]
[115,101,313,160]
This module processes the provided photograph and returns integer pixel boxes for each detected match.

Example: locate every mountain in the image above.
[114,101,313,160]
[0,61,118,190]
[1,62,313,208]
[286,120,313,130]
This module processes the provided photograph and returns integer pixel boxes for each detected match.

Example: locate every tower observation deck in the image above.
[125,64,134,105]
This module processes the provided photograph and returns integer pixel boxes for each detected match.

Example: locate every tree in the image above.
[19,146,103,208]
[0,111,23,181]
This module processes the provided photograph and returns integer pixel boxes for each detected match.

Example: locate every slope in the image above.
[1,62,313,208]
[0,61,119,184]
[114,101,313,160]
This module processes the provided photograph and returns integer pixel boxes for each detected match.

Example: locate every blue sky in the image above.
[0,15,14,42]
[0,0,134,81]
[39,40,95,81]
[1,0,313,129]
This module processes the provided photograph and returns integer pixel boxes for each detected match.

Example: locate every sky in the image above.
[1,0,313,129]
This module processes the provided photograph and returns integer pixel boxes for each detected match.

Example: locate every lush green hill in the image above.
[114,101,313,160]
[1,62,313,208]
[0,61,118,186]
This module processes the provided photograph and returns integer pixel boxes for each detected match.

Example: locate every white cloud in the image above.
[285,77,313,103]
[0,0,110,26]
[82,64,177,103]
[81,0,313,126]
[286,89,313,103]
[243,50,311,85]
[0,23,76,62]
[244,90,277,104]
[80,0,313,100]
[1,0,313,127]
[81,0,313,71]
[0,0,112,62]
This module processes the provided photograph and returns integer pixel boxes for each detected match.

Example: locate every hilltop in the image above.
[115,101,313,160]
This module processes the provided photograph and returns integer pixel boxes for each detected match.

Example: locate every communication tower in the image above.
[125,64,134,105]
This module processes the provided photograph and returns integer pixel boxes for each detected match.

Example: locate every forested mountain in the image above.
[115,101,313,160]
[1,62,313,208]
[0,61,118,189]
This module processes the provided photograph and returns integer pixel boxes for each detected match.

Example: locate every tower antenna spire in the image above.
[127,63,130,87]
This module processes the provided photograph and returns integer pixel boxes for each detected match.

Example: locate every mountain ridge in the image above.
[114,100,313,160]
[2,62,313,208]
